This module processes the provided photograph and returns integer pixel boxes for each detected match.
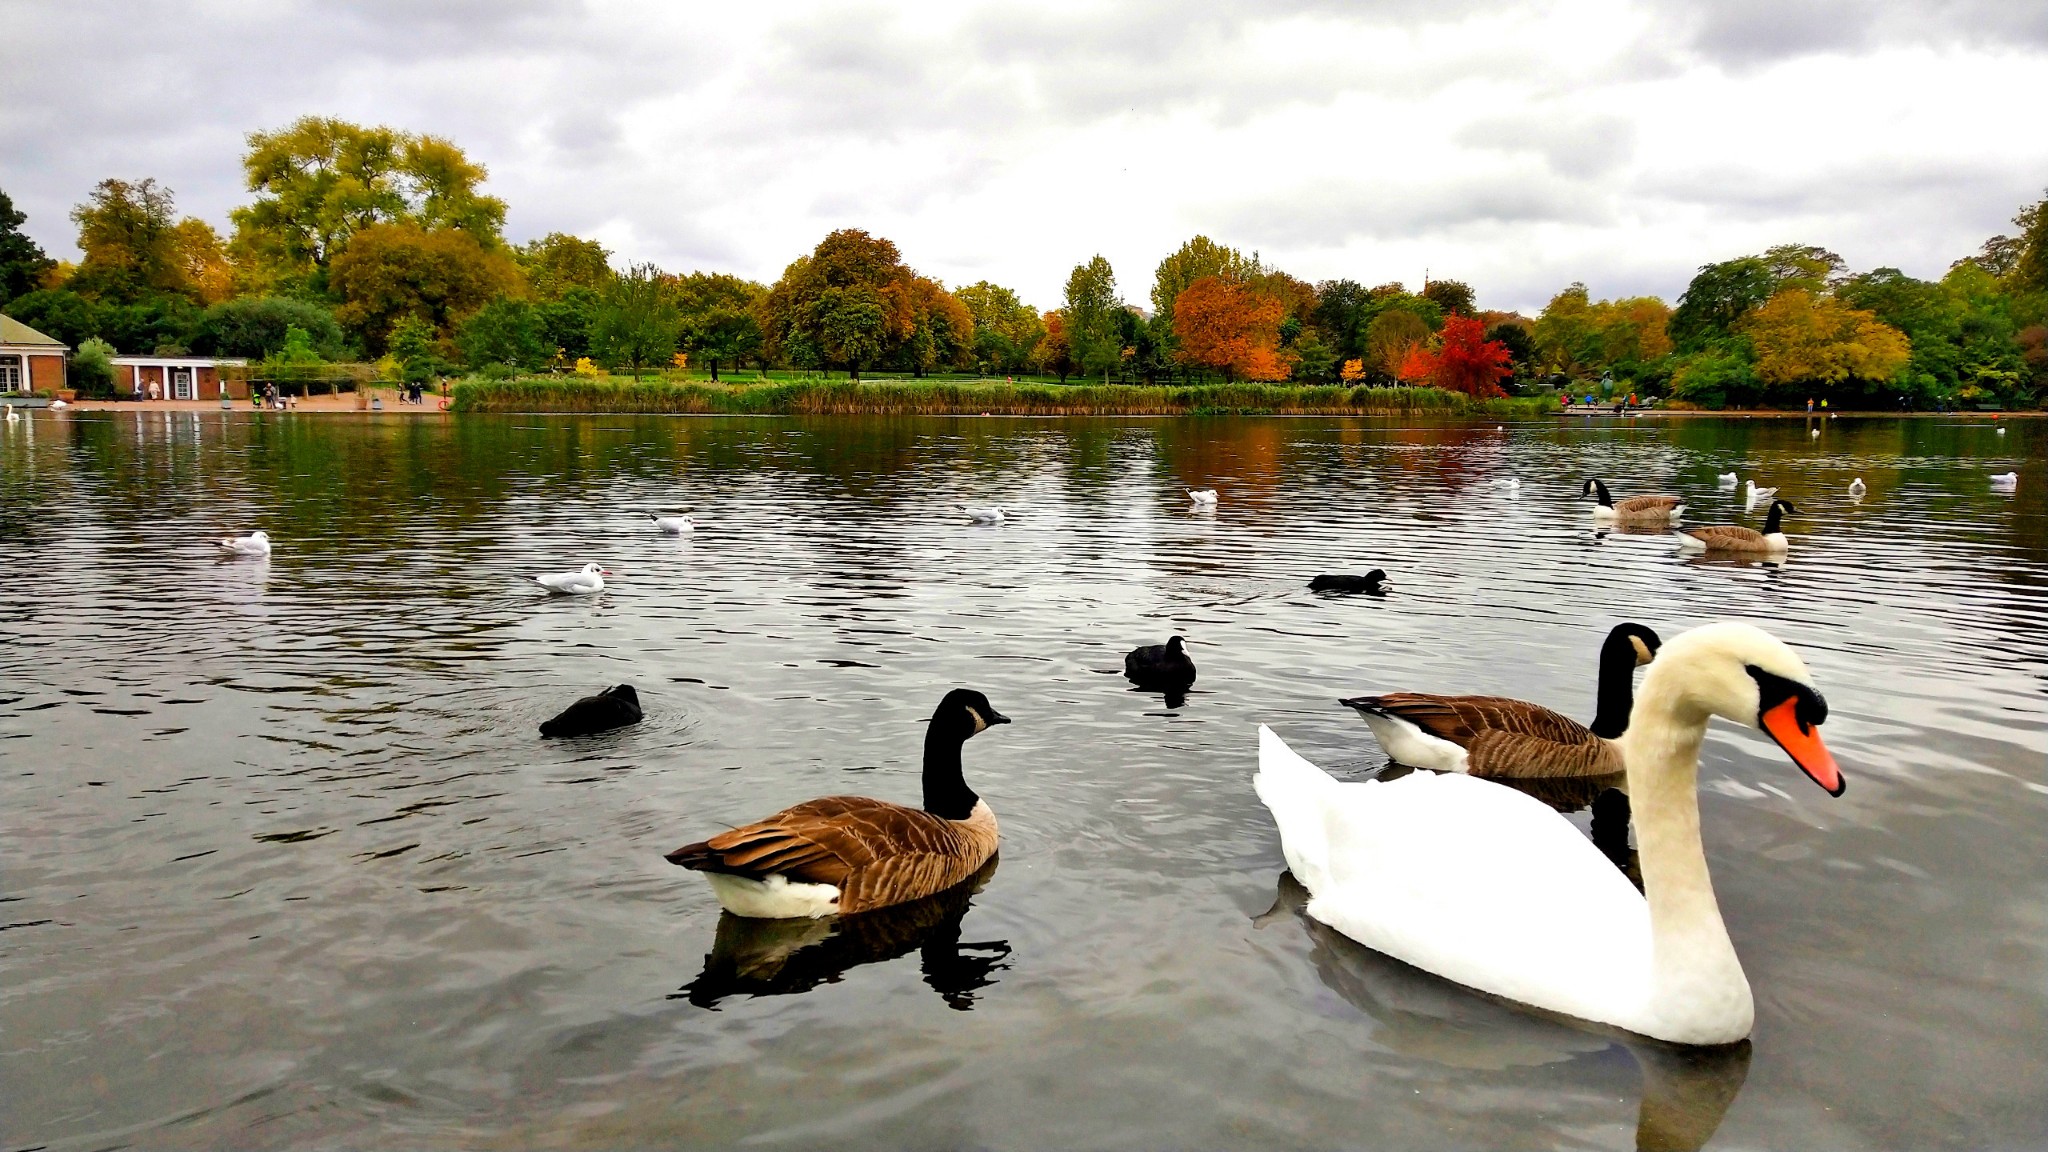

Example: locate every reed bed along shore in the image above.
[450,376,1558,417]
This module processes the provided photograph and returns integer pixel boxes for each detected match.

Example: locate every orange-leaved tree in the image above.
[1172,275,1294,382]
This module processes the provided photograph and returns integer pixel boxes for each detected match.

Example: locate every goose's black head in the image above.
[1604,623,1661,668]
[931,688,1011,741]
[1588,623,1660,738]
[1580,478,1612,505]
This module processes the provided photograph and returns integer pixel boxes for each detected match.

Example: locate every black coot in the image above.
[1124,636,1196,689]
[540,684,643,737]
[1309,569,1391,594]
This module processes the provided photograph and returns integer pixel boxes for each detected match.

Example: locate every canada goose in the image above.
[1678,500,1796,554]
[650,512,695,534]
[666,689,1010,918]
[540,684,642,737]
[1716,473,1738,488]
[1255,621,1843,1046]
[1989,472,2018,491]
[959,505,1007,523]
[1580,478,1684,522]
[219,530,271,557]
[1124,635,1196,689]
[1847,477,1866,497]
[536,562,608,594]
[1188,488,1219,505]
[1309,569,1392,595]
[1339,622,1659,779]
[1742,480,1778,509]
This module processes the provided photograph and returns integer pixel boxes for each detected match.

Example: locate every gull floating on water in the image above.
[1811,428,1821,438]
[537,563,608,594]
[1847,477,1867,497]
[1717,472,1739,488]
[220,530,271,557]
[1188,488,1219,505]
[959,505,1007,524]
[1744,480,1778,509]
[1989,472,2019,491]
[650,513,695,534]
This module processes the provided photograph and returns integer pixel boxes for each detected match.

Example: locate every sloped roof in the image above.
[0,313,66,348]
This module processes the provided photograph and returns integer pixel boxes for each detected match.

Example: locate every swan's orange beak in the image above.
[1762,697,1843,796]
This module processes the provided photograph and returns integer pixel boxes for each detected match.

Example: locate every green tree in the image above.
[955,281,1045,375]
[387,313,443,384]
[0,188,55,306]
[757,229,917,378]
[70,336,118,398]
[1486,322,1538,387]
[674,271,766,380]
[2,289,100,348]
[193,296,347,360]
[1290,331,1337,383]
[1422,279,1475,317]
[515,232,614,299]
[326,222,519,352]
[2004,190,2048,294]
[69,178,186,302]
[1150,235,1258,327]
[229,117,508,289]
[1312,279,1372,360]
[1064,255,1123,381]
[456,296,548,371]
[591,263,680,379]
[1668,257,1776,352]
[537,286,599,363]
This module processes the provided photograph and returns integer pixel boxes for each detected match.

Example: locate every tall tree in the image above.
[229,117,507,288]
[1421,278,1476,317]
[457,297,548,370]
[757,229,917,378]
[591,263,681,379]
[1738,289,1911,390]
[69,178,186,301]
[2005,190,2048,294]
[674,271,766,380]
[1312,278,1372,360]
[1171,276,1292,382]
[1063,255,1124,381]
[1033,310,1074,383]
[1362,309,1431,379]
[1150,235,1258,327]
[903,276,975,377]
[326,222,519,352]
[516,233,614,299]
[1408,315,1512,397]
[0,188,55,305]
[193,296,347,359]
[955,281,1045,375]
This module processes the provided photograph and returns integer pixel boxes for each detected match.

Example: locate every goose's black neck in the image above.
[1763,500,1787,535]
[1589,479,1613,507]
[922,724,980,820]
[1589,634,1640,740]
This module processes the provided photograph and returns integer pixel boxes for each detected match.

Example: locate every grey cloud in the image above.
[1211,173,1614,250]
[1649,0,2048,66]
[1455,113,1639,179]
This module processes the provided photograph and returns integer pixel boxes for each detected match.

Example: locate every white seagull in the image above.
[1188,488,1220,505]
[537,563,608,594]
[650,513,695,534]
[1716,472,1738,488]
[1989,472,2019,491]
[1810,427,1821,438]
[1744,480,1778,509]
[959,505,1007,524]
[1847,477,1867,497]
[220,530,271,558]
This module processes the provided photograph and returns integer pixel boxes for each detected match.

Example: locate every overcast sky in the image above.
[5,0,2046,313]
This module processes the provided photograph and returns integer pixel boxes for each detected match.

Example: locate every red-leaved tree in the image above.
[1411,314,1511,397]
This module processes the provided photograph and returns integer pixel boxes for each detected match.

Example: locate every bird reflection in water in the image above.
[1256,871,1750,1152]
[674,856,1008,1011]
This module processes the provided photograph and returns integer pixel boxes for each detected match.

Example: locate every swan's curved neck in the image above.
[1617,676,1751,1037]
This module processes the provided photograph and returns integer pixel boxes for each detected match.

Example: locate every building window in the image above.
[0,355,21,392]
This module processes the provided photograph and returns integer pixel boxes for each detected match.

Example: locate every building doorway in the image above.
[171,367,195,400]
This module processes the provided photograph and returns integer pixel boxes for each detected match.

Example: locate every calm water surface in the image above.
[2,411,2043,1150]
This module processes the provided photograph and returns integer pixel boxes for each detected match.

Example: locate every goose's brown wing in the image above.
[1369,693,1617,778]
[1683,525,1766,551]
[670,796,995,913]
[1613,494,1682,516]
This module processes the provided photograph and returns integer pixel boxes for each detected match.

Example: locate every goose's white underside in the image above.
[704,872,843,919]
[1359,713,1471,773]
[1256,725,1696,1041]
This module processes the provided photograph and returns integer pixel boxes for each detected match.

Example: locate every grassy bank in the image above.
[450,376,1558,417]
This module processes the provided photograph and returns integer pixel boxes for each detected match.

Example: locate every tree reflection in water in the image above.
[674,856,1008,1011]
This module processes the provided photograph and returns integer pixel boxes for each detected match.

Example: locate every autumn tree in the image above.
[69,178,186,301]
[516,233,614,299]
[1064,255,1124,381]
[1410,315,1512,396]
[956,281,1046,375]
[1171,276,1293,382]
[1362,309,1431,379]
[1033,310,1074,382]
[674,271,765,380]
[757,229,916,378]
[326,221,519,352]
[904,276,975,377]
[1150,235,1258,326]
[1738,289,1911,390]
[230,117,507,289]
[591,263,680,379]
[0,188,55,306]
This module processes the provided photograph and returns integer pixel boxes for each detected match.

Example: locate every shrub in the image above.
[71,336,118,399]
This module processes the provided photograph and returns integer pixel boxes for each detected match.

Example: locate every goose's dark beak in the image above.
[986,710,1011,725]
[1762,698,1843,796]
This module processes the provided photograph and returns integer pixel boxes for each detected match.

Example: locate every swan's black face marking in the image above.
[1747,667,1826,730]
[1747,665,1842,795]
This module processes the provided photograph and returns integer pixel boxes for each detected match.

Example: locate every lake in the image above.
[2,410,2042,1150]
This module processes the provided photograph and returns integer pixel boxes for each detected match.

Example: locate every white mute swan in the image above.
[1256,621,1842,1047]
[1716,473,1738,488]
[536,563,608,594]
[219,530,271,557]
[1989,472,2018,491]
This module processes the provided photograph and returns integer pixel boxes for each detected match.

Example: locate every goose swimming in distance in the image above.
[1124,635,1197,689]
[219,530,271,557]
[959,504,1007,524]
[1742,480,1778,509]
[540,684,643,737]
[1188,488,1220,505]
[650,512,695,534]
[1309,569,1392,595]
[666,689,1010,918]
[1716,472,1739,488]
[536,563,608,595]
[1679,500,1797,555]
[1989,471,2018,491]
[1340,622,1660,779]
[1847,477,1867,498]
[1581,479,1684,523]
[1256,620,1844,1046]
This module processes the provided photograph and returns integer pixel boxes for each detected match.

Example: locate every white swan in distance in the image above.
[3,405,17,424]
[1990,472,2018,491]
[1743,480,1778,509]
[650,513,695,534]
[1716,472,1738,488]
[1847,477,1866,497]
[219,530,271,557]
[1255,621,1844,1047]
[537,563,608,594]
[1188,488,1220,505]
[959,505,1007,524]
[1811,428,1821,438]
